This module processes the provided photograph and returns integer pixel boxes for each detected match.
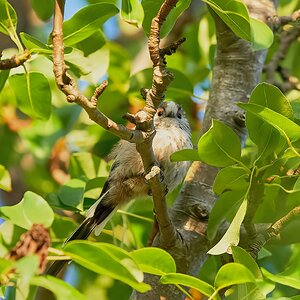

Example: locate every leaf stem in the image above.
[175,284,195,300]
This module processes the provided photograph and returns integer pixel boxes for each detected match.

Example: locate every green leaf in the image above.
[63,3,119,46]
[20,33,52,54]
[0,0,17,36]
[239,103,300,143]
[160,273,220,300]
[30,275,88,300]
[9,72,51,120]
[262,268,300,290]
[0,164,11,192]
[121,0,144,27]
[246,82,293,156]
[214,263,256,291]
[69,152,110,180]
[30,0,54,20]
[0,191,54,229]
[208,199,247,255]
[207,190,246,241]
[0,70,9,92]
[203,0,251,41]
[58,179,86,210]
[250,17,274,50]
[0,258,13,275]
[170,149,199,162]
[231,246,262,279]
[64,241,151,292]
[203,1,273,50]
[15,256,39,300]
[198,119,241,167]
[130,247,176,276]
[141,0,191,38]
[213,166,249,195]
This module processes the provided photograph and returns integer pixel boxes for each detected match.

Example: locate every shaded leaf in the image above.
[213,166,249,195]
[198,119,241,167]
[207,190,246,241]
[170,149,199,162]
[141,0,191,38]
[231,246,262,279]
[0,70,9,92]
[30,0,54,20]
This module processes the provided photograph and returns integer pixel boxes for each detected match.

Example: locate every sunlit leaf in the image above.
[9,72,51,120]
[130,247,176,276]
[208,199,247,255]
[20,33,52,54]
[0,0,17,36]
[63,3,119,46]
[0,191,54,229]
[64,241,151,292]
[262,268,300,290]
[121,0,144,27]
[30,275,88,300]
[239,103,300,143]
[214,263,256,291]
[160,273,220,300]
[250,17,273,50]
[0,164,11,192]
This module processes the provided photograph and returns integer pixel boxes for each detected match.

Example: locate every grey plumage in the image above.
[46,101,192,276]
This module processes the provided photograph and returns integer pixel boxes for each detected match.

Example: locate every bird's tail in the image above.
[46,199,115,276]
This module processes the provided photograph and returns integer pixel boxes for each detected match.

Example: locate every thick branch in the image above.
[136,1,277,299]
[0,49,30,70]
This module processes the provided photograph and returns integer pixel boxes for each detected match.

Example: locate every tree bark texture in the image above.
[133,0,277,299]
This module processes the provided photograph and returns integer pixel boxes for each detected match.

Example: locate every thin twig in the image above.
[248,205,300,258]
[0,50,31,70]
[265,9,300,92]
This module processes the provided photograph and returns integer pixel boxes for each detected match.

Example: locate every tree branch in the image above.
[0,49,30,70]
[248,205,300,258]
[52,0,146,144]
[135,1,277,299]
[264,10,300,92]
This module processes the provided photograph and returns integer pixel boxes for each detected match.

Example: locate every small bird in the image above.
[47,101,192,275]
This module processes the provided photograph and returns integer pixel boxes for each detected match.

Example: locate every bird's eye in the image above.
[157,108,164,116]
[177,112,182,119]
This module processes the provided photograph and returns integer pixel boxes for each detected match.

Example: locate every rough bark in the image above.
[133,1,277,299]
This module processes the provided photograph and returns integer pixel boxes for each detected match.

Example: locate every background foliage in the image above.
[1,0,300,299]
